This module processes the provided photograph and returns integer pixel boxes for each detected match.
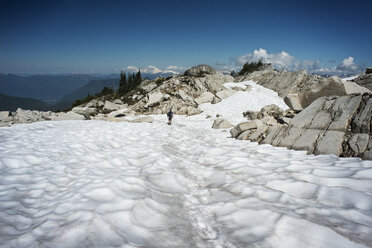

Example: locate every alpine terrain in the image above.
[0,65,371,247]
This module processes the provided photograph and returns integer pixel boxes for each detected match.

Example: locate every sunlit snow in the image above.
[0,81,371,247]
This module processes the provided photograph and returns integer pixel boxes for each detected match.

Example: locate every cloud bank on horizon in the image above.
[231,48,364,77]
[120,48,365,77]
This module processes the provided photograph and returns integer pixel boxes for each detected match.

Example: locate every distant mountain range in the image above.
[0,73,98,104]
[0,72,178,111]
[0,93,51,112]
[54,78,120,110]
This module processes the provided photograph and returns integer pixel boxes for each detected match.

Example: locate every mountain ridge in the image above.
[0,93,51,112]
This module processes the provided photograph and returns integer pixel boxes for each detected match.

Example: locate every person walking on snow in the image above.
[167,109,174,125]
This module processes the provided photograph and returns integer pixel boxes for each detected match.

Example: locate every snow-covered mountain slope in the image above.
[0,82,371,247]
[199,80,288,124]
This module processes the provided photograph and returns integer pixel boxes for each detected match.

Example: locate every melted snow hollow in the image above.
[0,81,371,248]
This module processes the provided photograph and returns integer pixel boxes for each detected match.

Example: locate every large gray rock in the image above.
[194,92,215,105]
[243,104,290,124]
[355,73,372,91]
[14,108,43,123]
[0,111,9,121]
[247,125,269,142]
[140,81,158,93]
[145,92,164,108]
[216,90,236,100]
[351,97,372,133]
[54,111,86,121]
[283,76,346,111]
[343,81,371,94]
[184,65,217,77]
[284,94,303,111]
[348,134,369,154]
[237,68,347,110]
[291,129,322,154]
[177,106,201,116]
[234,93,372,160]
[230,120,262,138]
[103,101,123,111]
[314,130,345,156]
[86,99,104,108]
[212,118,233,129]
[71,107,96,119]
[113,99,123,105]
[178,90,194,103]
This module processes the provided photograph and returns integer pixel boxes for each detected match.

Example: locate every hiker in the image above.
[167,109,174,125]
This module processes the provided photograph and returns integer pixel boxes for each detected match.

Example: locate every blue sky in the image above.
[0,0,371,75]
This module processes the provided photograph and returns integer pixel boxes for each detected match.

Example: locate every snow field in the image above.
[199,80,289,124]
[0,81,371,247]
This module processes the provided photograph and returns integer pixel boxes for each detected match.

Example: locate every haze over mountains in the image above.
[0,71,176,111]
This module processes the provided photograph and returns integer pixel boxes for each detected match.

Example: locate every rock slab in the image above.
[212,118,233,129]
[232,94,372,160]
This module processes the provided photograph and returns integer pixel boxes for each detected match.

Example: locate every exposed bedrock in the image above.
[231,93,372,160]
[236,66,369,111]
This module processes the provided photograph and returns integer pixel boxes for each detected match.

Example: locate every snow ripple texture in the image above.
[0,81,372,248]
[0,119,371,248]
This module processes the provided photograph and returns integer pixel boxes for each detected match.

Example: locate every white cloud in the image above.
[232,48,363,77]
[141,65,163,74]
[312,56,363,76]
[341,57,354,67]
[236,48,294,69]
[126,66,139,72]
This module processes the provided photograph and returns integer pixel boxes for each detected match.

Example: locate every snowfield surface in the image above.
[200,80,289,124]
[0,81,372,248]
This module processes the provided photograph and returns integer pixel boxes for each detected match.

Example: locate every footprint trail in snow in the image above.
[0,81,371,248]
[0,119,371,248]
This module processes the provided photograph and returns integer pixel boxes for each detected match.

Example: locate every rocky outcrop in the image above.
[236,67,351,111]
[86,99,104,108]
[129,65,233,115]
[243,104,295,126]
[343,81,371,94]
[184,65,217,77]
[230,120,262,138]
[216,89,236,100]
[113,99,123,105]
[103,100,126,111]
[194,92,215,105]
[366,68,372,74]
[13,108,47,123]
[231,93,372,160]
[212,118,233,129]
[284,76,347,110]
[145,91,164,108]
[0,111,9,121]
[54,111,86,121]
[139,80,158,93]
[354,73,372,91]
[71,106,96,119]
[0,107,90,126]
